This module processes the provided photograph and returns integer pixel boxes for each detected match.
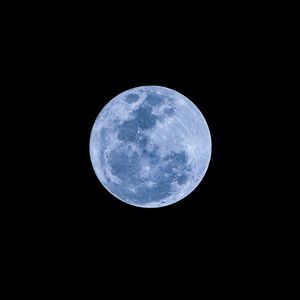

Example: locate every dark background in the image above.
[23,11,266,267]
[5,5,287,293]
[6,7,282,294]
[52,41,252,252]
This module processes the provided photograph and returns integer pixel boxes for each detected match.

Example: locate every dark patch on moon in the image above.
[163,151,187,168]
[142,146,160,165]
[145,93,163,106]
[117,120,138,142]
[134,105,157,129]
[108,148,141,184]
[125,93,139,103]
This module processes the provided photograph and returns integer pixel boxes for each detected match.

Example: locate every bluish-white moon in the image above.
[89,86,211,208]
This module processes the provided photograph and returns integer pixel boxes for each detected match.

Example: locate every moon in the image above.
[89,86,211,208]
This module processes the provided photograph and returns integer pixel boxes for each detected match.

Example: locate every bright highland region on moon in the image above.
[89,86,211,208]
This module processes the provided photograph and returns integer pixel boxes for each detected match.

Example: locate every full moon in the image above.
[89,86,211,208]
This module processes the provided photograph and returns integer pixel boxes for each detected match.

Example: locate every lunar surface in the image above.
[89,86,211,208]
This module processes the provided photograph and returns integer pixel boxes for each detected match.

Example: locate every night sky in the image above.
[32,21,261,266]
[8,5,276,291]
[58,47,241,247]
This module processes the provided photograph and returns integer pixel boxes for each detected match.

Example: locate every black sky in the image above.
[27,16,265,265]
[5,4,283,292]
[53,42,249,247]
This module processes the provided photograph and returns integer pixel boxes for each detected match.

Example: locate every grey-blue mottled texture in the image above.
[89,86,211,208]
